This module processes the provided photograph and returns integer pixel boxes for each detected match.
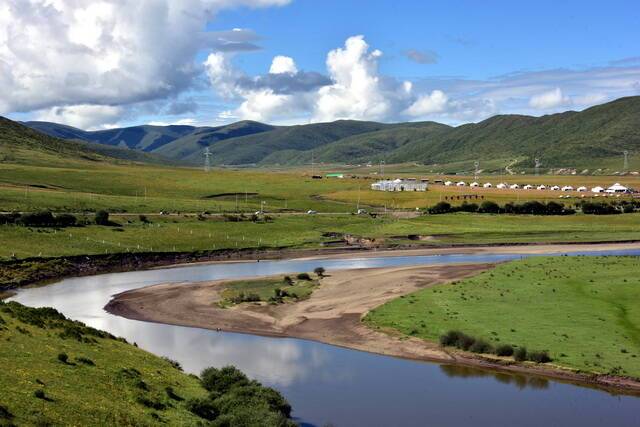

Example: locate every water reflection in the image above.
[11,249,640,426]
[440,364,550,390]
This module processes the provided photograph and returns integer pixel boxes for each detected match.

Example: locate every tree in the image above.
[95,210,110,225]
[314,267,325,277]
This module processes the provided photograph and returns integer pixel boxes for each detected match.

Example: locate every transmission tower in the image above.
[474,160,480,180]
[623,150,629,172]
[204,147,212,172]
[534,157,541,176]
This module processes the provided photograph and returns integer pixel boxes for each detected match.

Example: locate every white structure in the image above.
[577,186,587,192]
[591,186,605,193]
[606,183,628,193]
[470,182,480,188]
[510,184,520,189]
[496,183,508,189]
[483,182,493,188]
[523,184,533,190]
[456,181,466,187]
[537,185,547,190]
[444,181,453,186]
[371,178,428,192]
[561,185,574,192]
[550,185,560,191]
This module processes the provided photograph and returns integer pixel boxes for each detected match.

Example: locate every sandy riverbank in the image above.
[106,246,640,394]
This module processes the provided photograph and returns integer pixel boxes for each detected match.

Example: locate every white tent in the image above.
[591,186,605,193]
[444,181,453,186]
[470,182,480,187]
[523,184,533,190]
[607,183,628,193]
[537,185,547,190]
[456,181,466,186]
[561,186,574,192]
[577,186,587,192]
[483,183,493,188]
[550,185,560,191]
[510,184,520,189]
[496,183,508,189]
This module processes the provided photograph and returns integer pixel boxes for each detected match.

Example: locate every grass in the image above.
[364,256,640,378]
[218,274,319,307]
[1,212,639,260]
[0,301,208,425]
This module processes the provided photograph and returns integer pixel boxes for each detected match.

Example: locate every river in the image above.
[10,249,640,426]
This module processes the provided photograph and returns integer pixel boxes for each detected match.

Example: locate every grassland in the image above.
[1,212,640,260]
[218,273,319,306]
[0,301,296,426]
[365,256,640,378]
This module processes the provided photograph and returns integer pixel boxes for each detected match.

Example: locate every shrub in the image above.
[34,390,47,400]
[514,347,528,361]
[186,397,218,420]
[0,404,14,421]
[469,339,493,354]
[136,396,165,410]
[495,344,514,357]
[296,272,311,281]
[478,201,500,214]
[165,386,183,401]
[215,384,292,418]
[139,215,150,223]
[283,276,293,285]
[162,357,183,371]
[439,330,462,346]
[95,210,110,225]
[77,357,95,366]
[200,366,249,394]
[314,267,326,277]
[528,350,552,363]
[57,353,69,364]
[427,201,452,214]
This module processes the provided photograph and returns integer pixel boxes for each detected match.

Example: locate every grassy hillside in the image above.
[0,301,295,425]
[1,118,168,167]
[365,256,640,378]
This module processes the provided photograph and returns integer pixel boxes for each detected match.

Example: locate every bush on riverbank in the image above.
[439,330,552,364]
[427,200,575,215]
[0,211,78,227]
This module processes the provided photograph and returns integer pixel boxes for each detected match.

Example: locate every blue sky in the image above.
[2,0,640,129]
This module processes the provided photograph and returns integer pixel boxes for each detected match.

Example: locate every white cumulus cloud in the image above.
[405,90,449,116]
[529,88,570,109]
[35,104,123,130]
[269,55,298,74]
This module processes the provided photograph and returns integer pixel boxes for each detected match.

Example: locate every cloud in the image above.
[404,49,439,65]
[269,55,298,74]
[529,87,569,109]
[35,105,123,130]
[0,0,290,127]
[405,90,448,116]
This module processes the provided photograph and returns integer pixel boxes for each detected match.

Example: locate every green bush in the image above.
[200,366,249,394]
[57,353,69,364]
[0,404,14,421]
[186,397,218,420]
[514,347,528,361]
[495,344,514,357]
[34,390,47,400]
[314,267,325,277]
[469,339,493,354]
[95,210,110,226]
[528,350,552,363]
[296,272,311,281]
[77,357,95,366]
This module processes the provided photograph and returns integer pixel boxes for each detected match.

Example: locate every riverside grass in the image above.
[1,212,640,259]
[218,274,319,307]
[365,256,640,378]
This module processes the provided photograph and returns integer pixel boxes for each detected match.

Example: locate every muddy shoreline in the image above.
[105,253,640,396]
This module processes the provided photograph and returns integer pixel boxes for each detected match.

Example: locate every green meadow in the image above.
[365,256,640,378]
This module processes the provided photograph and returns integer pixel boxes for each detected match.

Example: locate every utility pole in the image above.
[474,160,480,181]
[535,157,541,177]
[204,147,212,172]
[623,150,629,172]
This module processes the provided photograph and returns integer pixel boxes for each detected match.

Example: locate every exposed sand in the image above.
[106,245,640,394]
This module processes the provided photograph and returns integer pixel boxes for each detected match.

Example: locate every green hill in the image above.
[1,117,170,166]
[0,300,295,426]
[21,96,640,171]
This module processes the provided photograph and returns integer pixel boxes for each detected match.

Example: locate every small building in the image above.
[483,182,493,188]
[591,186,605,193]
[325,173,344,179]
[606,183,629,193]
[577,186,587,192]
[444,181,453,186]
[510,184,520,189]
[496,183,508,189]
[523,184,533,190]
[561,185,574,192]
[550,185,560,191]
[470,182,480,188]
[371,178,428,192]
[456,181,466,187]
[537,185,547,190]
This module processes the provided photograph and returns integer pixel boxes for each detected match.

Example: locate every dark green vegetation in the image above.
[365,256,640,378]
[426,199,640,215]
[439,330,551,363]
[0,300,294,426]
[218,273,319,306]
[24,96,640,170]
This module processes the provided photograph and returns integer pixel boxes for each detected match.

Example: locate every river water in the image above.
[10,249,640,426]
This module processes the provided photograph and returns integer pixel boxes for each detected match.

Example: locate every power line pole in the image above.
[535,157,541,177]
[204,147,212,172]
[623,150,629,172]
[474,160,480,181]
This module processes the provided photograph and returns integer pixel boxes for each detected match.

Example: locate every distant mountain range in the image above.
[19,96,640,171]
